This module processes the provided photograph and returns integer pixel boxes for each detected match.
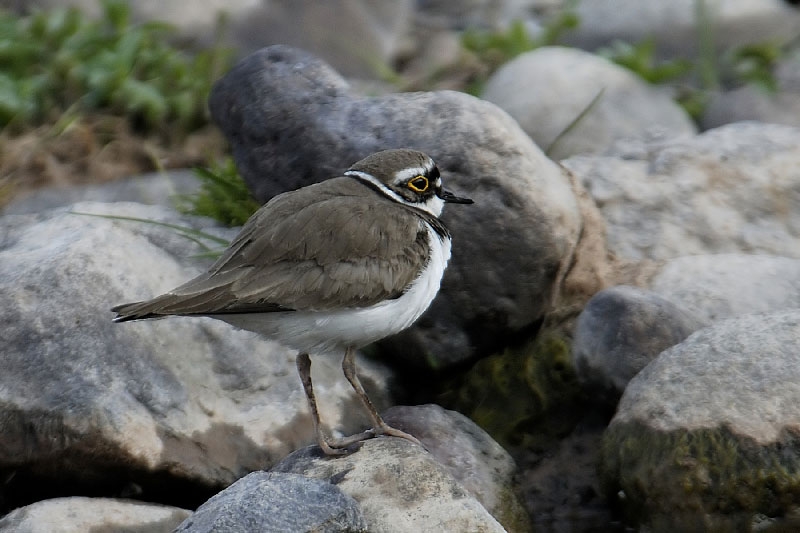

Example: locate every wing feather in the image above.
[113,177,432,320]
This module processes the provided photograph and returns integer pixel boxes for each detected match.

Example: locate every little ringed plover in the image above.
[112,148,473,455]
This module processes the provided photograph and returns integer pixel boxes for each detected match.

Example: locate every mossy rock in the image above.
[600,421,800,532]
[440,332,584,450]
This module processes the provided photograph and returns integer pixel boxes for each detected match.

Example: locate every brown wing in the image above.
[113,177,431,319]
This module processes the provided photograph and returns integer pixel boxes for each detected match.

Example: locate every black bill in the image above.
[439,189,474,204]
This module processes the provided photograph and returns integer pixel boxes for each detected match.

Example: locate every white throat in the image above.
[345,170,445,217]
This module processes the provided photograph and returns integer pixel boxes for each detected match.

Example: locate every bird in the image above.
[112,148,473,455]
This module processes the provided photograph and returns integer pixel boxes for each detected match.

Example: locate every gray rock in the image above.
[415,0,542,30]
[228,0,415,78]
[601,310,800,529]
[649,254,800,323]
[702,86,800,130]
[481,46,696,159]
[208,44,584,367]
[174,472,367,533]
[702,52,800,129]
[1,170,200,216]
[565,0,800,59]
[0,497,190,533]
[382,404,532,532]
[272,438,507,533]
[564,122,800,261]
[0,201,394,501]
[572,285,705,399]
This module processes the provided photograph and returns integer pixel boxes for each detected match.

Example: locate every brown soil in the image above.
[0,115,227,208]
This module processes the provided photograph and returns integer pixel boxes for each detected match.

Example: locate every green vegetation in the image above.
[595,0,785,120]
[177,157,260,227]
[598,39,692,84]
[458,0,788,121]
[461,12,580,94]
[0,0,232,134]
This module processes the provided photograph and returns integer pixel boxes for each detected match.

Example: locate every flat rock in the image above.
[208,44,587,367]
[649,254,800,323]
[272,438,508,533]
[481,46,696,160]
[175,472,367,533]
[0,497,190,533]
[1,170,200,216]
[0,201,393,510]
[572,285,705,399]
[382,404,531,532]
[565,0,800,59]
[702,52,800,129]
[564,122,800,261]
[601,310,800,529]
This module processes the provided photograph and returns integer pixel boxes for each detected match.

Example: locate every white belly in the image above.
[215,226,452,356]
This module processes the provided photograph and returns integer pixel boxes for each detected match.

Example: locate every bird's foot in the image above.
[372,422,424,448]
[316,424,424,456]
[316,429,375,456]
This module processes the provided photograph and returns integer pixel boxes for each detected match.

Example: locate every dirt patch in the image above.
[0,115,227,208]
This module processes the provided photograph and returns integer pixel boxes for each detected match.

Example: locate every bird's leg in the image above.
[341,346,422,447]
[295,352,372,455]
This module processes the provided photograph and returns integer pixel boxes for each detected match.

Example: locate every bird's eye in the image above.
[408,176,429,193]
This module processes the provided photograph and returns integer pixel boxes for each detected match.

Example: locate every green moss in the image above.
[441,331,583,450]
[601,421,800,530]
[460,12,579,95]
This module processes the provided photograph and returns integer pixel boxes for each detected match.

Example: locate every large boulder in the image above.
[564,122,800,261]
[208,44,592,367]
[601,310,800,530]
[175,472,367,533]
[0,202,394,510]
[481,46,696,160]
[0,497,190,533]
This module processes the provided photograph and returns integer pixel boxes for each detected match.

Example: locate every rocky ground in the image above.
[2,1,800,532]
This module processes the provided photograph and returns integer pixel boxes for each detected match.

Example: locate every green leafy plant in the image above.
[461,12,580,94]
[600,0,784,120]
[723,42,782,92]
[176,157,261,227]
[0,0,232,134]
[598,39,692,84]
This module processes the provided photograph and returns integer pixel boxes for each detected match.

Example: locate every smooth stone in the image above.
[0,497,190,533]
[565,0,800,59]
[1,170,200,216]
[0,201,393,509]
[174,472,367,533]
[649,254,800,323]
[208,44,588,367]
[572,285,705,399]
[601,310,800,530]
[564,122,800,261]
[381,404,532,532]
[481,46,696,159]
[272,438,508,533]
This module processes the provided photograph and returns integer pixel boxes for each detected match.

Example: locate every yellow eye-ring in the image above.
[408,175,429,193]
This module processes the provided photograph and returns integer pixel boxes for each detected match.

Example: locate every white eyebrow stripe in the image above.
[393,165,432,183]
[345,169,445,217]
